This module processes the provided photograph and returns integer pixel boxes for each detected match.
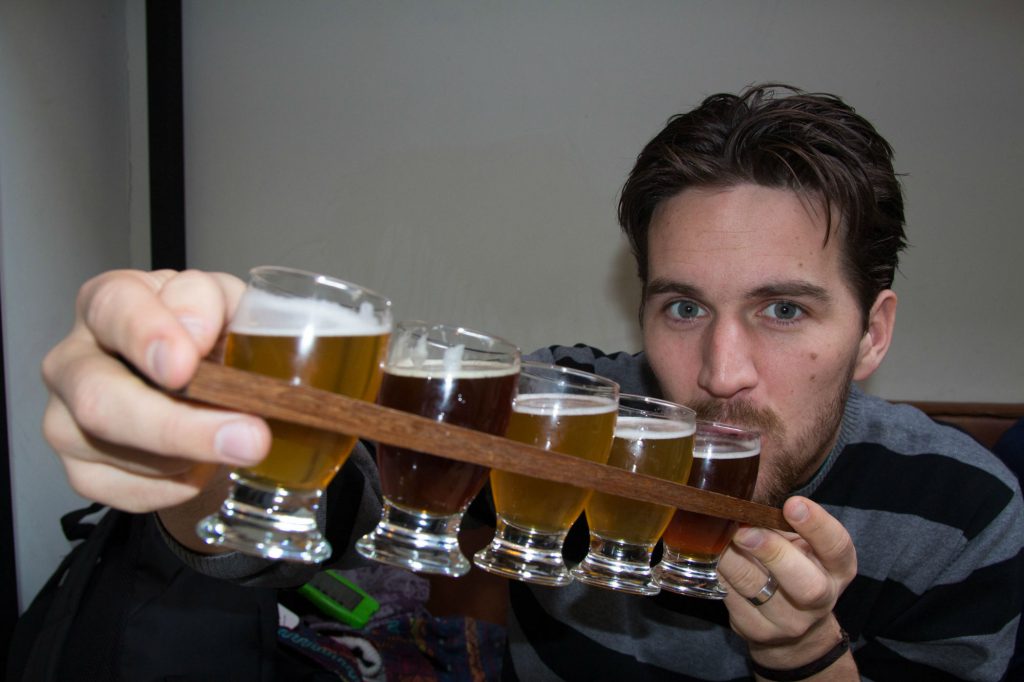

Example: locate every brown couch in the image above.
[899,400,1024,450]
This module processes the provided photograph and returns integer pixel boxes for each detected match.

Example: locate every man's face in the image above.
[642,184,878,505]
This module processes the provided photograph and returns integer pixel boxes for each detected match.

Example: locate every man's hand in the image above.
[718,497,858,678]
[41,269,272,548]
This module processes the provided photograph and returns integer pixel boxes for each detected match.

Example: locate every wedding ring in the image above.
[747,573,779,606]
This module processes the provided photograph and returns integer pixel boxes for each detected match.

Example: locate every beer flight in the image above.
[199,266,760,598]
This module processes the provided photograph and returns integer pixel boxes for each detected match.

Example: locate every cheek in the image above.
[791,347,854,392]
[644,332,700,399]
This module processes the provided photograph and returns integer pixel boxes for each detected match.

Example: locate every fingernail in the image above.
[215,421,263,466]
[145,339,171,385]
[789,500,809,523]
[734,527,764,549]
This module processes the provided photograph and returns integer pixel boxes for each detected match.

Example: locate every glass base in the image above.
[196,476,330,563]
[355,500,470,577]
[570,535,659,596]
[473,517,573,586]
[652,548,727,599]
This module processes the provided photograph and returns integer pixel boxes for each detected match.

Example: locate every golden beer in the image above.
[490,393,617,533]
[224,297,389,491]
[198,267,392,564]
[585,416,695,543]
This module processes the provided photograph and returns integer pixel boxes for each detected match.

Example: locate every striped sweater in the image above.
[505,344,1024,681]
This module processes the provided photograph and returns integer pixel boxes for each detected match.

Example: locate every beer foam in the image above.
[443,343,466,372]
[614,416,696,440]
[386,358,519,378]
[229,289,390,336]
[409,331,430,367]
[693,444,760,460]
[513,392,617,416]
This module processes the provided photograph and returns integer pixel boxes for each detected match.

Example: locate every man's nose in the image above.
[697,318,758,399]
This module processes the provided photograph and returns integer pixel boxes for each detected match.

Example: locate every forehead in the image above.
[647,184,848,293]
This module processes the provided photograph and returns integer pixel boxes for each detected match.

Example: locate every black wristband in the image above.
[749,629,850,681]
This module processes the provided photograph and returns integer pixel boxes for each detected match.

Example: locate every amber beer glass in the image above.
[473,362,618,586]
[356,322,519,576]
[197,266,392,563]
[652,421,760,598]
[570,394,696,595]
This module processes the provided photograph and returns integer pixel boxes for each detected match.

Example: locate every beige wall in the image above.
[182,0,1024,403]
[1,0,141,608]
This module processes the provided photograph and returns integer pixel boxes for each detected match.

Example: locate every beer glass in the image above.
[473,362,619,586]
[652,421,760,598]
[197,266,392,563]
[355,322,520,577]
[570,394,696,595]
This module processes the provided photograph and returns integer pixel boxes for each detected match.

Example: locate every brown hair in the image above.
[618,84,907,322]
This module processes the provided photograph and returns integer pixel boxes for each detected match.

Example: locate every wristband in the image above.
[749,628,850,681]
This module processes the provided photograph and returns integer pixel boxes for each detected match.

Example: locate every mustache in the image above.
[688,399,783,435]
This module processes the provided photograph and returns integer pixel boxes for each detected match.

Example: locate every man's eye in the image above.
[763,301,804,321]
[667,300,706,320]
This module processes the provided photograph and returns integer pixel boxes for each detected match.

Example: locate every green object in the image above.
[298,570,380,629]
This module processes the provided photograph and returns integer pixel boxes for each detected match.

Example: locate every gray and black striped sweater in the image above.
[501,344,1023,681]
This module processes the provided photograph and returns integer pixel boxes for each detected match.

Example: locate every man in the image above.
[40,85,1023,680]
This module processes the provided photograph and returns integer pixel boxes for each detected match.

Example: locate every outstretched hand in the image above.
[717,497,857,675]
[41,269,271,514]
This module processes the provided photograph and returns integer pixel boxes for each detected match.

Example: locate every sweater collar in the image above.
[791,384,863,498]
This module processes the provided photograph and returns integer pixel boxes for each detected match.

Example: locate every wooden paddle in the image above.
[177,361,791,532]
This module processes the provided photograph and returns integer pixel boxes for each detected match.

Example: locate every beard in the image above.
[687,365,854,507]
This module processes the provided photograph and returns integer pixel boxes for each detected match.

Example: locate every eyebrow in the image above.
[645,278,833,304]
[644,279,704,301]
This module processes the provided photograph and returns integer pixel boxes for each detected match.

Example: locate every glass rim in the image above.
[695,419,761,438]
[520,360,620,396]
[618,393,696,423]
[392,320,520,356]
[248,265,392,311]
[694,419,761,457]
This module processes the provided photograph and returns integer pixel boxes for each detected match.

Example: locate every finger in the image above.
[156,270,245,358]
[43,347,270,466]
[719,540,780,600]
[62,456,227,513]
[71,270,241,389]
[728,526,832,610]
[780,497,857,580]
[727,500,855,610]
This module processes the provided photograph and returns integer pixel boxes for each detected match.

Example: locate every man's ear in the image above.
[853,289,897,381]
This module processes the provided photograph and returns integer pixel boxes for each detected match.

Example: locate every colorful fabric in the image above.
[277,614,505,681]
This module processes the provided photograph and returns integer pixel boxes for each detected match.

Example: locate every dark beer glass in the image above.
[570,394,695,595]
[356,322,519,576]
[197,266,392,563]
[652,421,760,598]
[473,362,619,586]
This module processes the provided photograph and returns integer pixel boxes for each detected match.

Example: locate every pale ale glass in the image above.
[652,421,760,598]
[356,322,519,576]
[473,362,618,586]
[570,394,695,595]
[197,266,392,563]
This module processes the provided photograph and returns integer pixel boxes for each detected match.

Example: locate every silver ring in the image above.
[747,573,779,606]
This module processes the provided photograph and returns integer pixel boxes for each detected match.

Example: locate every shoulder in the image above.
[832,393,1023,558]
[826,389,1022,543]
[831,393,1024,680]
[851,389,1017,483]
[526,343,659,396]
